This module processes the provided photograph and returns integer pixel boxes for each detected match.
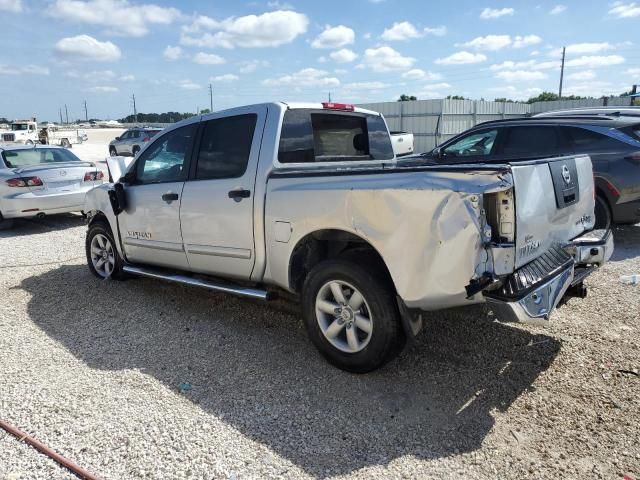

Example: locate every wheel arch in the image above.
[287,228,396,295]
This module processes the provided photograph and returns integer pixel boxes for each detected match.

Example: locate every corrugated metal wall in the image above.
[358,97,634,153]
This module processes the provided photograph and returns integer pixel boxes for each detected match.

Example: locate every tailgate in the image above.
[512,155,595,268]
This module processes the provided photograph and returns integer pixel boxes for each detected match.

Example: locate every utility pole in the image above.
[558,46,566,99]
[328,91,332,102]
[209,83,213,112]
[59,108,63,125]
[64,104,69,124]
[83,100,88,121]
[131,94,138,123]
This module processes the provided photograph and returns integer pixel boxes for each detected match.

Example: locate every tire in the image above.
[301,259,405,373]
[61,138,71,148]
[86,221,125,280]
[132,146,140,156]
[109,147,117,157]
[25,140,34,146]
[594,195,612,230]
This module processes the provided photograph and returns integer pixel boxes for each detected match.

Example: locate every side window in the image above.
[195,114,257,180]
[565,127,626,152]
[278,109,394,163]
[136,124,196,184]
[132,130,141,139]
[120,131,131,140]
[501,126,559,156]
[443,129,498,157]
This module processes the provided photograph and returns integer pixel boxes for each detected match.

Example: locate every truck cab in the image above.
[1,120,39,145]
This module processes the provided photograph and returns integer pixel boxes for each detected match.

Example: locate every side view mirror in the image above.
[119,170,135,184]
[432,147,443,158]
[114,136,120,141]
[108,182,127,216]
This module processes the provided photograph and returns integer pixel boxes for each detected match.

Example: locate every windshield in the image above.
[2,148,81,168]
[11,124,30,131]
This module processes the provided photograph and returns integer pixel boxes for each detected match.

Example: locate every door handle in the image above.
[162,192,179,203]
[228,189,251,200]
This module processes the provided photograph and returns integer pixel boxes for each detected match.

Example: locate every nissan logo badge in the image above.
[561,165,571,185]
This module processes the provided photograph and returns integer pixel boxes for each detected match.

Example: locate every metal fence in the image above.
[358,97,635,153]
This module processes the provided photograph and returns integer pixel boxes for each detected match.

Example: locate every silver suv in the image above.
[109,128,161,157]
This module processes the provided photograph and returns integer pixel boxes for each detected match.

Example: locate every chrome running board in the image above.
[122,265,271,301]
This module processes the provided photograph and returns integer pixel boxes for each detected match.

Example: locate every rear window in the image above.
[2,148,80,168]
[565,127,627,151]
[501,126,559,156]
[278,109,394,163]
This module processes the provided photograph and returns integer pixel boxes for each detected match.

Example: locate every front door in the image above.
[180,106,267,280]
[119,123,197,270]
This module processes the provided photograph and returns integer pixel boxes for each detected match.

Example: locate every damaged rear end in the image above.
[478,155,613,325]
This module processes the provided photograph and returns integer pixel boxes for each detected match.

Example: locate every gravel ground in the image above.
[0,213,638,479]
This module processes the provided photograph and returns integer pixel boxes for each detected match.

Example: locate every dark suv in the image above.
[420,114,640,228]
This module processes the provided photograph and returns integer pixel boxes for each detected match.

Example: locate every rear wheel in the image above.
[86,221,125,280]
[61,138,71,148]
[25,140,34,146]
[301,259,405,373]
[594,195,612,230]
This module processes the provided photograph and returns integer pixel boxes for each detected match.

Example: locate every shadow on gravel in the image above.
[0,214,85,238]
[23,264,561,477]
[610,224,640,262]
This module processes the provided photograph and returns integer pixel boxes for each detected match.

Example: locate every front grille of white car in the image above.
[2,133,15,142]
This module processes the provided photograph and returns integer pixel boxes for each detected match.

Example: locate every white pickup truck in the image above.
[84,101,613,372]
[0,119,86,147]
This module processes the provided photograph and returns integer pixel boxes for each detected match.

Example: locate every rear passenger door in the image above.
[179,106,267,280]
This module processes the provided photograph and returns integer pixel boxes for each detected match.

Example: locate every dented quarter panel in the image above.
[264,168,513,310]
[512,155,595,268]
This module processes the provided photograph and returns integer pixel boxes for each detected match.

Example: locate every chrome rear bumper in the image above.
[485,228,613,325]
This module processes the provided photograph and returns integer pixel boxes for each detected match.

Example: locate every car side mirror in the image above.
[115,136,120,141]
[119,170,135,184]
[432,147,443,158]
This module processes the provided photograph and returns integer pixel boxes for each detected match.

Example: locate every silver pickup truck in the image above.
[84,102,613,372]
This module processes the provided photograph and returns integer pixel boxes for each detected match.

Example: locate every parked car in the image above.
[417,115,640,229]
[39,125,88,147]
[0,145,104,229]
[390,131,414,156]
[109,128,162,157]
[84,101,611,372]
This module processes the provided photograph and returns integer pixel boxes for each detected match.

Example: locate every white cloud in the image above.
[54,35,121,62]
[361,46,415,72]
[462,34,511,51]
[563,80,626,97]
[0,64,49,75]
[566,70,596,81]
[210,74,239,82]
[0,0,22,12]
[626,67,640,75]
[163,45,182,60]
[513,35,542,48]
[262,68,340,87]
[86,85,118,92]
[435,51,487,65]
[609,1,640,18]
[401,68,442,80]
[181,10,309,49]
[311,25,355,49]
[192,52,226,65]
[549,4,567,14]
[488,85,543,100]
[565,55,625,69]
[549,42,613,57]
[47,0,181,37]
[267,0,293,9]
[239,60,269,73]
[334,69,347,74]
[343,81,389,90]
[178,79,201,90]
[381,21,446,41]
[495,70,548,82]
[480,7,514,19]
[317,56,327,63]
[329,48,358,63]
[490,59,563,71]
[120,74,135,81]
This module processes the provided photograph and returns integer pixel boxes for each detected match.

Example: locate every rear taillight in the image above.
[84,171,104,181]
[6,176,43,187]
[143,136,150,142]
[322,102,355,111]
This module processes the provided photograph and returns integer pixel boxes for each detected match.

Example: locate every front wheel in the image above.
[301,259,405,373]
[61,138,71,148]
[86,221,125,280]
[594,195,612,230]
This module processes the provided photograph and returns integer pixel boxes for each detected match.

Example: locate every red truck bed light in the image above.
[322,102,355,111]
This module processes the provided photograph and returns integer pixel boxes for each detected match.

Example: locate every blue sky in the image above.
[1,0,639,121]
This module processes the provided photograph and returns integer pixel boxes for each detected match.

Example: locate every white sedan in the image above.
[0,145,104,229]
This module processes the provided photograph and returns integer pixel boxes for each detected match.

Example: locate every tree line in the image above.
[397,91,638,104]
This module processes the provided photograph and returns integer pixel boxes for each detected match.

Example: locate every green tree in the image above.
[493,98,516,103]
[397,94,417,101]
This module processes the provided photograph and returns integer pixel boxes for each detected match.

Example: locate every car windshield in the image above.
[1,148,81,168]
[11,124,29,131]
